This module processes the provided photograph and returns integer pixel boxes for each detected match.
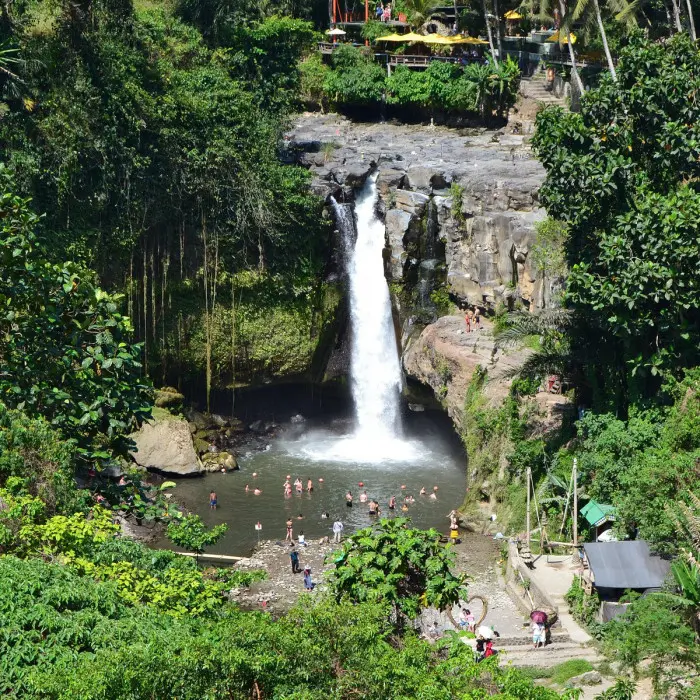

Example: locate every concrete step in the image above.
[497,641,603,667]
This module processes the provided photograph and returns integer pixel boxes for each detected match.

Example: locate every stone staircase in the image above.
[520,71,568,109]
[497,638,603,668]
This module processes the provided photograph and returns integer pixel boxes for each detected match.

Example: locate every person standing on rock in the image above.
[464,310,471,333]
[209,491,217,510]
[474,307,481,330]
[290,547,301,574]
[285,518,294,542]
[333,518,344,543]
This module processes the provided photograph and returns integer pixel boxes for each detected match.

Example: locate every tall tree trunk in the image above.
[685,0,697,39]
[672,0,683,32]
[482,0,499,65]
[453,0,458,31]
[492,0,504,62]
[593,0,617,80]
[558,0,584,95]
[142,244,148,375]
[230,275,237,417]
[202,212,211,414]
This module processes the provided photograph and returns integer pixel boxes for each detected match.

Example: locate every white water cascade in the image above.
[345,174,403,438]
[314,173,420,463]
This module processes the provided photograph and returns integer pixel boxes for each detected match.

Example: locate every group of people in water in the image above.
[344,483,440,514]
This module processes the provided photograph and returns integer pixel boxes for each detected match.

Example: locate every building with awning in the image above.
[580,499,616,541]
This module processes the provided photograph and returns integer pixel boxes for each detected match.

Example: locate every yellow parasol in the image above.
[420,34,455,44]
[504,9,523,19]
[376,31,425,41]
[546,30,577,44]
[450,36,489,44]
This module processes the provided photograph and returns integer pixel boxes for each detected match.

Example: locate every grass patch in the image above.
[517,659,593,685]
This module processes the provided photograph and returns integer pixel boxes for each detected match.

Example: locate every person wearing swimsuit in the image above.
[346,491,353,507]
[388,496,396,510]
[285,518,294,542]
[209,491,217,510]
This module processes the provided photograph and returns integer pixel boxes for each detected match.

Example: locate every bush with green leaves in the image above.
[0,403,89,513]
[0,554,575,699]
[323,45,387,106]
[328,517,468,620]
[0,185,152,462]
[532,33,700,406]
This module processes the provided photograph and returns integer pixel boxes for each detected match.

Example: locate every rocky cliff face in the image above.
[288,113,558,316]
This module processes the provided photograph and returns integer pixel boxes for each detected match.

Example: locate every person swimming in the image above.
[253,488,261,495]
[368,500,378,516]
[294,478,303,493]
[401,503,409,512]
[307,478,313,493]
[359,490,368,503]
[346,491,353,507]
[388,496,396,510]
[420,487,426,496]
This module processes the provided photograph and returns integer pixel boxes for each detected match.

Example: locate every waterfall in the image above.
[335,174,403,440]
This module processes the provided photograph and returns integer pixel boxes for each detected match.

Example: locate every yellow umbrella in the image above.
[546,30,577,44]
[504,9,523,19]
[420,34,454,44]
[376,31,425,42]
[450,36,489,44]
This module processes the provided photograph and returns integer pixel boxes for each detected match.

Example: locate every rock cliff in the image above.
[287,113,558,315]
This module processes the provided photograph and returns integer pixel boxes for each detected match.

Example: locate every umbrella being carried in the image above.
[477,625,494,639]
[530,610,548,625]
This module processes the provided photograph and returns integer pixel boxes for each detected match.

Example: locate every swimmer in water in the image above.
[318,478,324,483]
[209,491,217,510]
[359,490,368,503]
[252,472,258,478]
[433,486,439,492]
[245,484,249,492]
[254,488,261,495]
[388,496,396,510]
[321,512,329,519]
[420,487,426,496]
[294,478,303,494]
[307,478,313,493]
[401,503,409,512]
[400,484,406,490]
[346,491,353,507]
[297,513,304,520]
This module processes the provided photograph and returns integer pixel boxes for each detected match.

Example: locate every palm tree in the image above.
[522,0,584,94]
[572,0,617,80]
[0,43,23,101]
[482,0,499,65]
[404,0,444,27]
[494,308,575,381]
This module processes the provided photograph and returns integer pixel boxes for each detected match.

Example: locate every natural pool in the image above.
[158,409,467,556]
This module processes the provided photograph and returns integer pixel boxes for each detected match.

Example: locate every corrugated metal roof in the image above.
[583,541,671,590]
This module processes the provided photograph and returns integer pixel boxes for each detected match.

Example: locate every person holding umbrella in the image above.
[530,610,548,649]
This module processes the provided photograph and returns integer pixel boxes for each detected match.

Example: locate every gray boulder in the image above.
[130,415,203,475]
[567,671,602,687]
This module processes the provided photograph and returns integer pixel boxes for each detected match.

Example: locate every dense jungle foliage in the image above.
[0,0,335,402]
[300,46,521,119]
[454,33,700,696]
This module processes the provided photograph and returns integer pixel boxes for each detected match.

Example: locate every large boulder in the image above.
[130,414,203,476]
